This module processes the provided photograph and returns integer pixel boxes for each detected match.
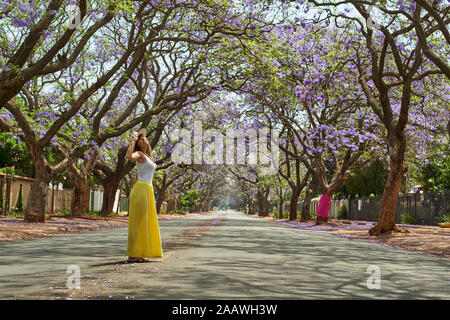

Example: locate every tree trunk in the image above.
[100,177,121,215]
[166,198,175,213]
[289,187,301,221]
[94,147,133,216]
[70,177,90,216]
[447,119,450,138]
[249,201,256,215]
[301,178,317,221]
[68,151,98,216]
[369,150,408,235]
[68,168,90,216]
[257,190,269,217]
[313,163,346,225]
[262,199,268,217]
[155,186,166,215]
[316,193,332,224]
[24,166,49,222]
[278,198,283,218]
[301,193,311,221]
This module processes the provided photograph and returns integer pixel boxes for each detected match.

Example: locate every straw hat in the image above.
[137,128,147,137]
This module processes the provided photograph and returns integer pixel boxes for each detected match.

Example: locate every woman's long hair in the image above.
[134,134,155,162]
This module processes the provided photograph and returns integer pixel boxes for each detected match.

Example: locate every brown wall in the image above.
[0,173,73,214]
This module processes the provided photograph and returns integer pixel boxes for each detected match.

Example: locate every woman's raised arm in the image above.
[125,132,141,162]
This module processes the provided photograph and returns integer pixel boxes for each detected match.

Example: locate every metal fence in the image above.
[348,190,450,225]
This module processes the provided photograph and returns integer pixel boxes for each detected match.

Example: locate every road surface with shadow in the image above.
[0,210,449,299]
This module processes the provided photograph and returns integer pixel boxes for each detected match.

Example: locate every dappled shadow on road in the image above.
[0,214,215,269]
[0,213,225,299]
[3,212,448,300]
[0,228,130,299]
[115,213,450,300]
[0,228,128,266]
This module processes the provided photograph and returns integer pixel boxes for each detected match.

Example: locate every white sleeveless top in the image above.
[136,154,156,182]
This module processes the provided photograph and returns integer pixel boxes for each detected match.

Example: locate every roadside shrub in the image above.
[279,210,289,219]
[401,213,416,225]
[83,209,106,216]
[310,211,317,219]
[9,210,24,217]
[271,209,279,219]
[337,205,348,219]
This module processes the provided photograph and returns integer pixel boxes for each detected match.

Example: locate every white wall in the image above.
[90,189,120,213]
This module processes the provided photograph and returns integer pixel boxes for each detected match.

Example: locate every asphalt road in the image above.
[0,210,449,300]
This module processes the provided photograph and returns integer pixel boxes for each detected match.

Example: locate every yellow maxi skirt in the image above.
[127,180,163,258]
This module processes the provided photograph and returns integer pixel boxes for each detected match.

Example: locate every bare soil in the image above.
[260,216,450,259]
[0,212,187,242]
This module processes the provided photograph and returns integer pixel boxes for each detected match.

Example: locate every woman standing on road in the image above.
[125,128,163,263]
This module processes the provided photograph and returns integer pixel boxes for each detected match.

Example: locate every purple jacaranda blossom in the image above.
[17,3,28,13]
[396,0,406,10]
[12,18,30,27]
